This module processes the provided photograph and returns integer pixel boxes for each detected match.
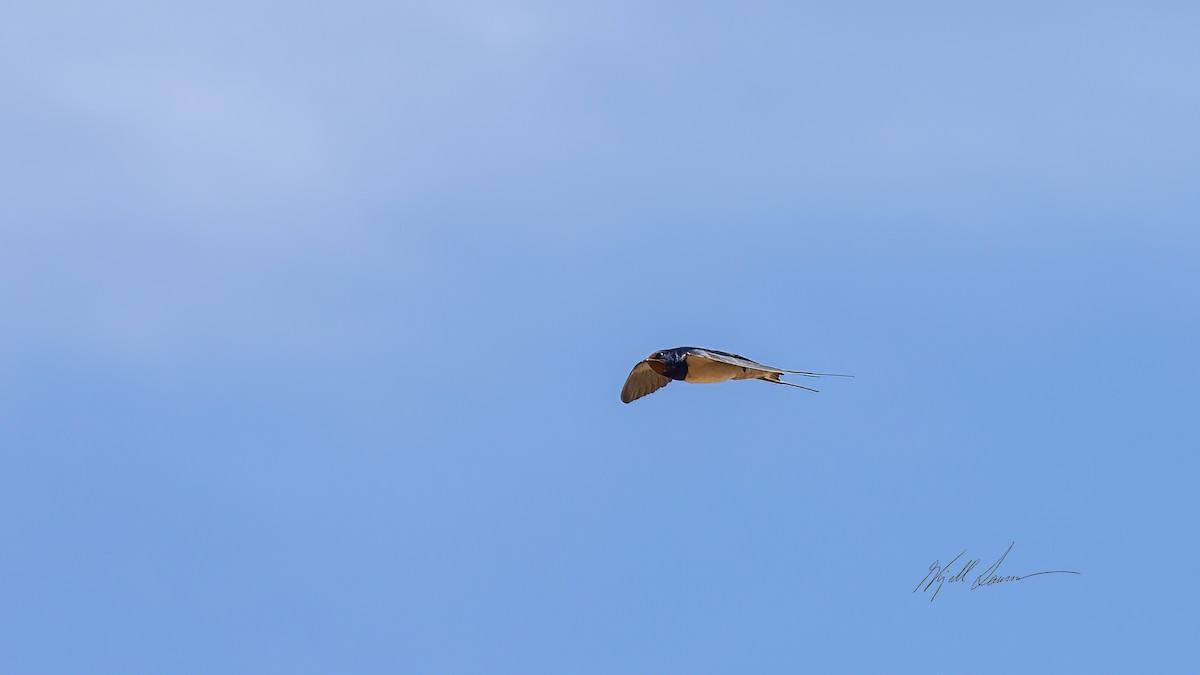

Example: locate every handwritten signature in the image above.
[915,542,1080,602]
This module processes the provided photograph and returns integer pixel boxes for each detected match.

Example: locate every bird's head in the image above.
[644,350,669,374]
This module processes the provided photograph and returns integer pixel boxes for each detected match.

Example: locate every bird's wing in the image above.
[621,361,671,403]
[686,348,781,374]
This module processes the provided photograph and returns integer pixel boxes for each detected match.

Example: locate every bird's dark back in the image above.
[660,347,691,380]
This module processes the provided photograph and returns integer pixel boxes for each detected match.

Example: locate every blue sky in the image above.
[2,2,1198,673]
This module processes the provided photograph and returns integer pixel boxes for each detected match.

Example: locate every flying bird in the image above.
[620,347,849,404]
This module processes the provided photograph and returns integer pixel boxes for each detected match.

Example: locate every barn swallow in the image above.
[620,347,850,404]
